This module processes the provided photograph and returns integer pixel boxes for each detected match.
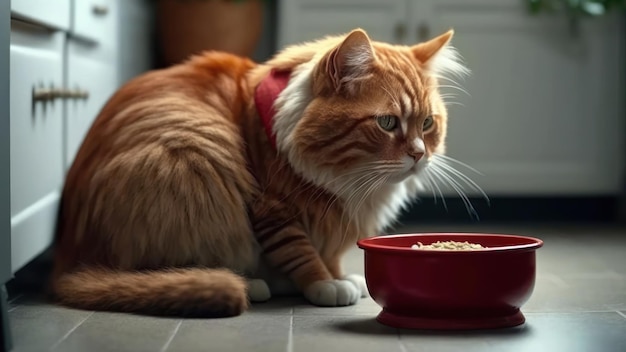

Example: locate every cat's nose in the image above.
[409,138,425,162]
[408,151,424,162]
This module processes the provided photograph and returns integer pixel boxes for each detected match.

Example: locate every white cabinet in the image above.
[72,0,115,43]
[7,0,150,274]
[277,0,625,196]
[9,25,65,217]
[11,0,70,31]
[65,0,118,168]
[9,23,65,272]
[65,44,117,167]
[419,0,625,196]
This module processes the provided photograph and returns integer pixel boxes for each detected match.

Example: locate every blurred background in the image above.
[1,2,625,349]
[154,0,625,226]
[2,0,625,299]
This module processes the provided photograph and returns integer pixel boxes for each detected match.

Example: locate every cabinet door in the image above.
[10,22,65,272]
[412,0,625,195]
[278,0,408,47]
[11,0,70,31]
[72,0,116,47]
[65,41,117,168]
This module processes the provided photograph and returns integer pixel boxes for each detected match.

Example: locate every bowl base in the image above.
[377,309,525,330]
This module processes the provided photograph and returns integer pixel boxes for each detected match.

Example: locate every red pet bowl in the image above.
[357,233,543,330]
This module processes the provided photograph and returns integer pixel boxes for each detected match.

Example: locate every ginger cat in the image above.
[51,28,468,317]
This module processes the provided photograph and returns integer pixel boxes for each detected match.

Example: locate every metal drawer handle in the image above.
[63,89,90,100]
[33,86,90,102]
[32,87,56,102]
[93,4,109,16]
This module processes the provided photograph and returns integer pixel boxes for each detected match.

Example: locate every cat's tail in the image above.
[51,267,249,317]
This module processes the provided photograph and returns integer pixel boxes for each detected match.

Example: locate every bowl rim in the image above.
[357,233,544,254]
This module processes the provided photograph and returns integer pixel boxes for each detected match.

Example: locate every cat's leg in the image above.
[247,279,271,302]
[251,199,361,307]
[327,259,368,298]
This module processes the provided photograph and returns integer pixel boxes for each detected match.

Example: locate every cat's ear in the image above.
[411,29,454,64]
[327,29,375,93]
[411,29,468,77]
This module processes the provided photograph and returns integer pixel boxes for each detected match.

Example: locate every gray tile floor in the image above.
[6,223,626,352]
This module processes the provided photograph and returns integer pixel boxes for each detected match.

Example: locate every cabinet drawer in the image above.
[11,0,70,30]
[72,0,117,44]
[10,22,65,217]
[65,41,118,168]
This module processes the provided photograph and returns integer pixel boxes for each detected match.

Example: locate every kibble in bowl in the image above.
[411,240,486,250]
[357,233,544,330]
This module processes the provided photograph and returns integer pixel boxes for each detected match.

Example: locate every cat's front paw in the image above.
[303,279,360,306]
[247,279,271,302]
[342,274,369,298]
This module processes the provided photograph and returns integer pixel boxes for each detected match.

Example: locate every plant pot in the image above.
[156,0,264,66]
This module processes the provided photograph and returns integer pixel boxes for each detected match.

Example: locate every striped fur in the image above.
[51,29,467,316]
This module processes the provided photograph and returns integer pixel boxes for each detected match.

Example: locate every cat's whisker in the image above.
[430,168,475,218]
[350,174,382,219]
[431,158,490,205]
[264,159,287,187]
[381,86,400,111]
[282,171,368,231]
[324,173,371,206]
[287,161,403,223]
[430,166,479,220]
[433,154,484,176]
[275,160,400,206]
[338,175,376,238]
[340,173,387,250]
[320,173,368,220]
[331,173,372,206]
[421,171,438,203]
[439,94,463,105]
[425,169,448,211]
[442,101,465,108]
[280,163,383,205]
[276,179,316,206]
[432,74,467,89]
[319,193,341,222]
[436,84,471,97]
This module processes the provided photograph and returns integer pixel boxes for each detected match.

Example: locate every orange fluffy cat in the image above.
[51,28,468,317]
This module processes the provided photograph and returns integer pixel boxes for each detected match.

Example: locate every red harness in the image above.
[254,69,291,149]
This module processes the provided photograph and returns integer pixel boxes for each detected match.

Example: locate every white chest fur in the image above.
[347,175,422,237]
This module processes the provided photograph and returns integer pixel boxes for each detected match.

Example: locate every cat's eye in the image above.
[377,115,398,131]
[423,116,434,132]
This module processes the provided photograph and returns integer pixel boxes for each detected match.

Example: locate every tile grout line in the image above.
[616,311,626,320]
[160,319,183,352]
[7,293,23,305]
[286,308,294,352]
[397,329,408,352]
[525,309,624,314]
[49,311,95,351]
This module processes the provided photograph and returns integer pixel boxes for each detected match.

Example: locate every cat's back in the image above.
[68,51,257,175]
[97,52,256,129]
[54,51,260,275]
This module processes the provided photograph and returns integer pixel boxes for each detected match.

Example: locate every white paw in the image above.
[342,274,369,298]
[303,279,360,307]
[248,279,271,302]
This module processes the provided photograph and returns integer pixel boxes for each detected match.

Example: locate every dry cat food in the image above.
[411,240,486,250]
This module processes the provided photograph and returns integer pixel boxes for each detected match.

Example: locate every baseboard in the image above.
[397,196,621,224]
